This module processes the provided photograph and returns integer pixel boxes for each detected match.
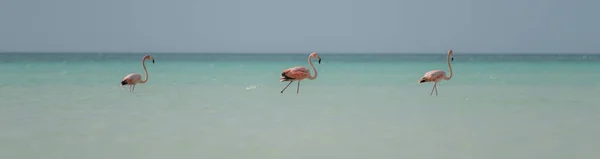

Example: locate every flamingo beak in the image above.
[419,78,426,83]
[152,60,155,63]
[318,58,321,64]
[451,57,454,62]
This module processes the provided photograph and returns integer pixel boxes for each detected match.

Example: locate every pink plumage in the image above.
[421,70,448,83]
[280,66,310,82]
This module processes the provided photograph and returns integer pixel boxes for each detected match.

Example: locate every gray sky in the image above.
[0,0,598,53]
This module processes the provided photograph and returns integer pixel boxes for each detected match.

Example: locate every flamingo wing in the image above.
[122,73,142,84]
[423,70,446,81]
[281,66,310,81]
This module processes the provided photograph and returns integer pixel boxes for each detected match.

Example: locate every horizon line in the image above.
[1,51,599,55]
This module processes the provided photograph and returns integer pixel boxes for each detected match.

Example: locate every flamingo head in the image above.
[145,54,155,63]
[448,49,454,62]
[310,52,322,64]
[419,77,427,83]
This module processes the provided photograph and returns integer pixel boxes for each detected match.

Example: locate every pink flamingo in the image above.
[280,52,322,94]
[419,49,454,96]
[120,54,155,92]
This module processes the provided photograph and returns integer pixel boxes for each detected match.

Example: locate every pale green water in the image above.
[1,53,599,159]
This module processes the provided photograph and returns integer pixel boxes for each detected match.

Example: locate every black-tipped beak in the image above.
[451,57,454,62]
[318,58,321,64]
[152,60,155,63]
[419,79,426,83]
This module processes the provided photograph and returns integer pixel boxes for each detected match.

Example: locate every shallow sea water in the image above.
[0,53,599,159]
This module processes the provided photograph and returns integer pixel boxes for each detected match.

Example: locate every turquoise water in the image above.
[1,53,599,159]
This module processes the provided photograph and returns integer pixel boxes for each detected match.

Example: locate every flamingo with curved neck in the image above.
[120,54,155,92]
[419,49,454,96]
[280,52,322,94]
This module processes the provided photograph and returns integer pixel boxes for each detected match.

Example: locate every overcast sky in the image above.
[0,0,598,53]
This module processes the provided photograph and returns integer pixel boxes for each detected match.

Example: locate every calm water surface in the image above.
[0,53,599,159]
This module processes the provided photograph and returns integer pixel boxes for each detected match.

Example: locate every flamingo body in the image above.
[281,66,311,82]
[121,73,143,85]
[420,70,447,83]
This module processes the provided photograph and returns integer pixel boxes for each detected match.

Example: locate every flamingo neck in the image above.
[445,53,453,80]
[141,59,149,83]
[307,56,318,80]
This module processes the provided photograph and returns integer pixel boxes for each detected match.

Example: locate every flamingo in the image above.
[280,52,322,94]
[419,49,454,96]
[120,54,155,92]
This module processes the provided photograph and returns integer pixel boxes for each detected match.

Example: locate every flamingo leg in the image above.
[280,81,293,93]
[132,85,136,92]
[296,81,301,94]
[129,85,132,92]
[434,83,438,96]
[430,83,436,96]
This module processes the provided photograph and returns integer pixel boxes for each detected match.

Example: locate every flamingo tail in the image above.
[280,72,294,82]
